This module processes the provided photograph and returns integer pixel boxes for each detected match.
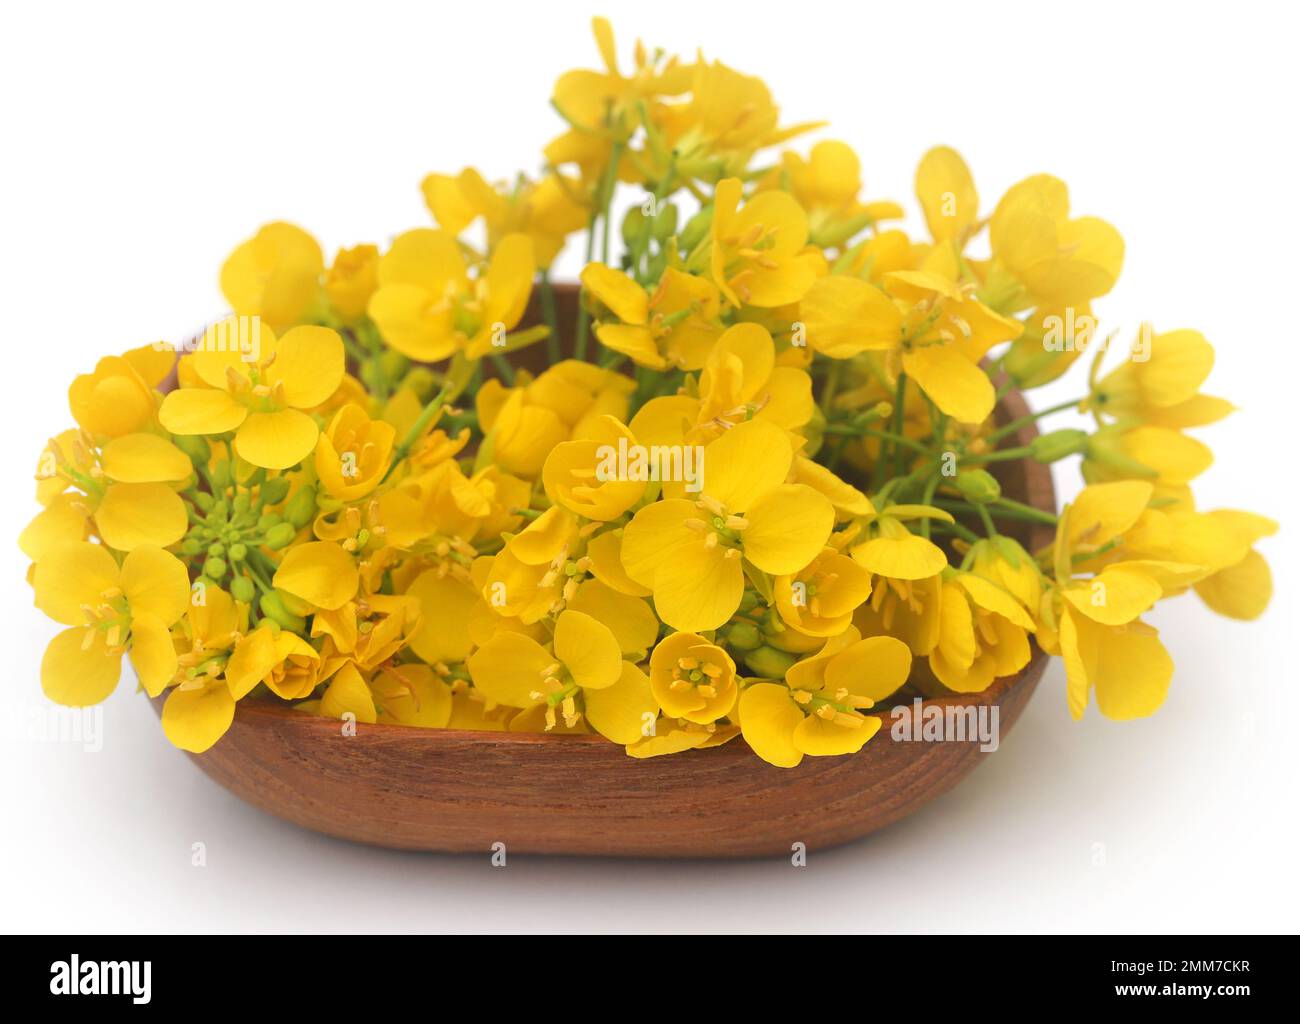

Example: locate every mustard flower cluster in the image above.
[21,18,1274,765]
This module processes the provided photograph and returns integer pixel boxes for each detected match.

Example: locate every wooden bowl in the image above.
[158,285,1056,858]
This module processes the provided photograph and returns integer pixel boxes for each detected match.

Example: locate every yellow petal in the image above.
[272,541,358,610]
[742,484,835,575]
[42,627,121,705]
[851,528,948,580]
[95,482,188,551]
[620,498,701,587]
[101,433,192,483]
[34,541,120,625]
[915,146,978,243]
[320,663,378,724]
[650,542,744,632]
[702,416,793,513]
[1195,549,1272,621]
[235,408,320,470]
[128,614,179,697]
[225,626,279,699]
[158,387,248,435]
[119,545,190,626]
[824,635,912,701]
[406,571,477,664]
[374,664,453,728]
[738,683,805,768]
[581,262,649,325]
[1084,616,1173,720]
[1063,564,1162,626]
[162,677,236,753]
[584,661,658,744]
[554,609,623,690]
[267,325,345,408]
[467,631,553,708]
[801,275,901,357]
[902,344,994,424]
[567,579,659,657]
[793,709,881,757]
[18,494,90,562]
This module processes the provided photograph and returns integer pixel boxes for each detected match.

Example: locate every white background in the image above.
[1,0,1296,933]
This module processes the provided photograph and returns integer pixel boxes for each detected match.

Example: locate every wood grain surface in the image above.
[156,284,1058,858]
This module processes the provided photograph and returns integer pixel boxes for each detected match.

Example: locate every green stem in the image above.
[962,445,1033,465]
[385,382,453,479]
[976,503,998,539]
[986,397,1085,444]
[541,270,560,364]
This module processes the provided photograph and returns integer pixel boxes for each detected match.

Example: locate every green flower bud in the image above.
[257,512,283,531]
[678,205,714,251]
[621,206,648,247]
[180,537,203,557]
[737,591,761,614]
[209,499,229,524]
[231,492,251,515]
[207,541,225,558]
[380,349,410,383]
[172,434,210,465]
[227,542,248,562]
[230,575,256,603]
[401,366,438,401]
[1030,428,1089,463]
[743,646,799,679]
[723,621,763,651]
[259,476,291,505]
[954,469,1001,504]
[263,522,297,550]
[258,590,306,632]
[192,491,215,513]
[283,486,318,529]
[209,460,231,489]
[653,201,678,241]
[203,556,227,580]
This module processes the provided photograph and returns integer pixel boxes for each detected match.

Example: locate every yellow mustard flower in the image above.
[32,428,191,552]
[740,628,911,767]
[984,174,1124,313]
[928,571,1036,693]
[468,608,634,735]
[35,542,189,704]
[774,546,873,638]
[423,168,588,269]
[161,586,249,753]
[220,221,324,332]
[159,319,345,470]
[763,140,903,249]
[648,630,737,724]
[581,263,723,370]
[1087,327,1232,429]
[367,228,535,362]
[542,414,647,521]
[68,344,175,439]
[324,244,380,323]
[621,417,834,631]
[709,177,820,308]
[1037,483,1202,719]
[314,402,396,502]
